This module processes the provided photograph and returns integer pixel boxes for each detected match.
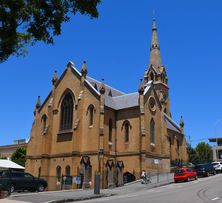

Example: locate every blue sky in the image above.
[1,0,222,147]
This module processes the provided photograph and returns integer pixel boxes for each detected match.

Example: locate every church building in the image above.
[26,18,188,190]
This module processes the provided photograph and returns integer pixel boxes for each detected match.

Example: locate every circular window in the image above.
[148,97,156,112]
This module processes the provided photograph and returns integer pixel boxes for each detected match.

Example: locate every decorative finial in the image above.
[138,79,144,94]
[35,96,41,109]
[100,79,105,94]
[81,61,87,77]
[52,70,58,85]
[180,116,184,128]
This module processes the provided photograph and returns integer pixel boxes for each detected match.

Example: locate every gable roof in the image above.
[163,113,182,134]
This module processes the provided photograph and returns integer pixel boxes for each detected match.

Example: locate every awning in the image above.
[0,159,24,170]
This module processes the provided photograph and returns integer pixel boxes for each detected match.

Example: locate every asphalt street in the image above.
[78,174,222,203]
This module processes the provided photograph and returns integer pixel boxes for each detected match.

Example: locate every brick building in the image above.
[26,18,188,190]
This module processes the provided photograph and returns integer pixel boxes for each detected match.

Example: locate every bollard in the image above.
[94,173,100,194]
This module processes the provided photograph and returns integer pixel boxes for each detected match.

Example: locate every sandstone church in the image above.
[26,18,188,190]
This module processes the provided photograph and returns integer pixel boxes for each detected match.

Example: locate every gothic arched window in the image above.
[87,104,95,126]
[56,166,61,182]
[109,119,112,142]
[38,167,41,178]
[150,72,154,81]
[42,114,47,130]
[60,93,74,130]
[122,120,131,143]
[65,165,71,176]
[150,118,155,144]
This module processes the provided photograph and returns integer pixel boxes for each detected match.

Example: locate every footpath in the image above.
[0,173,173,203]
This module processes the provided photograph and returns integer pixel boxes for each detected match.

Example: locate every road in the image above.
[79,174,222,203]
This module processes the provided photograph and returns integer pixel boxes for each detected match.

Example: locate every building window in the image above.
[150,118,155,144]
[38,167,41,178]
[87,104,95,127]
[42,114,47,130]
[150,72,154,81]
[109,119,112,142]
[56,166,61,182]
[125,123,129,143]
[177,138,180,152]
[122,120,131,143]
[65,165,71,176]
[60,93,74,131]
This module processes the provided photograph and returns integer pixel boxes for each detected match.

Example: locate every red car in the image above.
[174,168,198,183]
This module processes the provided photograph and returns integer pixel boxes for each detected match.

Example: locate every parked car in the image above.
[0,170,47,193]
[174,168,197,183]
[0,170,11,196]
[195,163,216,177]
[211,162,222,173]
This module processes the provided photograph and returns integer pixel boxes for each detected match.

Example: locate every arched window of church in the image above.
[177,138,180,152]
[56,166,61,182]
[65,165,71,176]
[125,122,129,143]
[38,167,41,178]
[60,93,74,130]
[109,119,112,142]
[87,104,95,126]
[122,120,131,143]
[42,114,47,130]
[150,118,155,144]
[150,72,154,81]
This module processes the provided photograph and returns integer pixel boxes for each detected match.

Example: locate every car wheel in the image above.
[10,185,15,193]
[213,171,216,175]
[187,177,191,182]
[37,184,45,192]
[195,176,198,180]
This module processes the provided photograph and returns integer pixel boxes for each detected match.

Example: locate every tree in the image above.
[187,144,199,165]
[11,147,27,167]
[0,154,7,159]
[0,0,101,63]
[195,142,213,164]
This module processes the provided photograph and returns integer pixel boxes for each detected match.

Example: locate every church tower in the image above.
[144,18,170,115]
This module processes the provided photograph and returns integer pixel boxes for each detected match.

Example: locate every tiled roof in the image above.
[105,93,139,110]
[86,76,124,97]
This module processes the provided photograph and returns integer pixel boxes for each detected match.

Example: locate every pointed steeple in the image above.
[150,18,162,69]
[100,79,105,94]
[52,70,58,85]
[35,96,41,109]
[138,79,144,94]
[81,61,87,78]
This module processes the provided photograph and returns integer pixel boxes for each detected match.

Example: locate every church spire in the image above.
[150,18,162,69]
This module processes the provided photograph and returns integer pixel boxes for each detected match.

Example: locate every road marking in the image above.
[212,197,219,201]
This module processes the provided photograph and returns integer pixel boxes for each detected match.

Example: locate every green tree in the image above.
[195,142,213,164]
[11,147,27,167]
[0,0,101,63]
[0,154,7,159]
[187,145,199,165]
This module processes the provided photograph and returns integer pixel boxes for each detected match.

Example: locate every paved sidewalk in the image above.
[1,173,173,203]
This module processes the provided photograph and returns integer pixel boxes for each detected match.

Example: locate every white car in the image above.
[211,162,222,173]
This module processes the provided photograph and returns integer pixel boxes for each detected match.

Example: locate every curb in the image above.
[47,194,114,203]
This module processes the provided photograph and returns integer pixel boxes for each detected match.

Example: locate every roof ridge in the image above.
[86,76,125,95]
[112,92,138,98]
